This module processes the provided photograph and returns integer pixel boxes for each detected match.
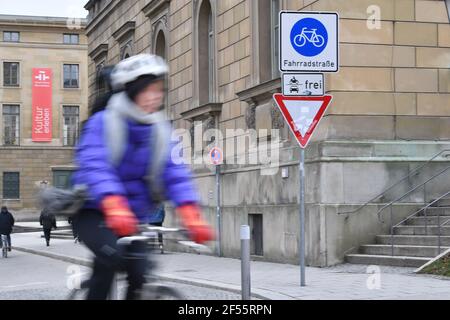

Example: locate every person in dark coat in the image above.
[0,206,14,251]
[39,209,57,246]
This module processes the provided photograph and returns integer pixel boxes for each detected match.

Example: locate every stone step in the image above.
[376,235,450,246]
[418,207,450,216]
[50,235,74,240]
[394,225,450,235]
[345,254,430,268]
[360,244,448,258]
[406,216,450,226]
[432,198,450,207]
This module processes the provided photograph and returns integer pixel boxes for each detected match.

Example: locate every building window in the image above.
[271,0,280,79]
[155,30,167,59]
[208,10,214,102]
[53,170,73,189]
[154,30,168,111]
[3,172,20,199]
[63,64,79,88]
[198,0,215,105]
[446,0,450,21]
[62,106,79,146]
[63,34,79,44]
[3,31,19,42]
[3,105,20,146]
[3,62,20,87]
[257,0,280,82]
[95,62,106,96]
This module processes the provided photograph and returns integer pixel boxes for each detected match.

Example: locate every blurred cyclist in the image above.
[72,54,214,300]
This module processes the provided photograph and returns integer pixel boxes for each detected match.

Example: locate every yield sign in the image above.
[273,94,332,148]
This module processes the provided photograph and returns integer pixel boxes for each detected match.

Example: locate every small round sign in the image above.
[209,147,223,165]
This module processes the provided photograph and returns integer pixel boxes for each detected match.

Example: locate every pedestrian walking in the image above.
[0,206,14,251]
[39,209,57,246]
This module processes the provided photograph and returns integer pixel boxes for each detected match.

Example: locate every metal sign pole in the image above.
[216,164,222,257]
[299,147,306,286]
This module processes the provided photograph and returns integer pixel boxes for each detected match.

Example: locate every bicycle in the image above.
[67,226,211,300]
[293,27,325,48]
[36,186,212,299]
[1,234,8,258]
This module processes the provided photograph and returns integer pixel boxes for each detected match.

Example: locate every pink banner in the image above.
[32,68,52,142]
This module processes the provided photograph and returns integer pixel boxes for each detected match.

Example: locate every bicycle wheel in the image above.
[312,34,325,47]
[139,284,184,300]
[294,34,307,47]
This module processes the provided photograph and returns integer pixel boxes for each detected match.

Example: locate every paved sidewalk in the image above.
[10,232,450,300]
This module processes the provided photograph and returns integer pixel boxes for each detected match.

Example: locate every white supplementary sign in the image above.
[282,73,324,96]
[279,11,339,73]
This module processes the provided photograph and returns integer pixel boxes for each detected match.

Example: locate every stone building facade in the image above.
[84,0,450,266]
[0,15,88,214]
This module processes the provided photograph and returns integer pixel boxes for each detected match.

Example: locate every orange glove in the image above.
[177,204,215,244]
[101,195,138,237]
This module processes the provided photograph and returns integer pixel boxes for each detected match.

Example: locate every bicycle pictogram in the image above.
[289,18,328,57]
[293,28,326,48]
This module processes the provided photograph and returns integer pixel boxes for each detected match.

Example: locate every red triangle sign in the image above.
[273,94,332,149]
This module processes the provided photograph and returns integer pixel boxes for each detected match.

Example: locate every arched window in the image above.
[155,30,167,59]
[121,42,133,60]
[198,0,215,105]
[95,62,106,96]
[154,29,169,112]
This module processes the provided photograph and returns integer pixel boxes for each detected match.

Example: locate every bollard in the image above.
[241,225,251,300]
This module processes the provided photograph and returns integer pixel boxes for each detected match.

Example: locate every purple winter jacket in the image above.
[72,111,199,223]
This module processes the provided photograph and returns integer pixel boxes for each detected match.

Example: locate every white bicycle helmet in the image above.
[110,54,169,90]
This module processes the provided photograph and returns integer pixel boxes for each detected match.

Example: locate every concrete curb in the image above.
[12,246,92,267]
[12,246,288,300]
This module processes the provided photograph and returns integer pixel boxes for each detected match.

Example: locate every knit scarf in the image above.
[106,92,165,124]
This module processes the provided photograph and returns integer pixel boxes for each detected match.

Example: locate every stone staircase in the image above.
[346,205,450,267]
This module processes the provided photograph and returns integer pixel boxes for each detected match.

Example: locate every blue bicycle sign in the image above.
[290,18,328,57]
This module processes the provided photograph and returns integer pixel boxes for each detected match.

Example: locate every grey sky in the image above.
[0,0,88,18]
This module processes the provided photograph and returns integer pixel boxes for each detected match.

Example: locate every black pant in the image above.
[43,228,52,244]
[0,234,11,248]
[74,209,148,300]
[150,222,163,244]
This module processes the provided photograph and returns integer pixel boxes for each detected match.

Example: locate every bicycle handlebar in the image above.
[118,225,212,254]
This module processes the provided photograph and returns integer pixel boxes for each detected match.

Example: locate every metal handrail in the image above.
[390,189,450,256]
[338,149,450,215]
[394,190,450,229]
[377,164,450,222]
